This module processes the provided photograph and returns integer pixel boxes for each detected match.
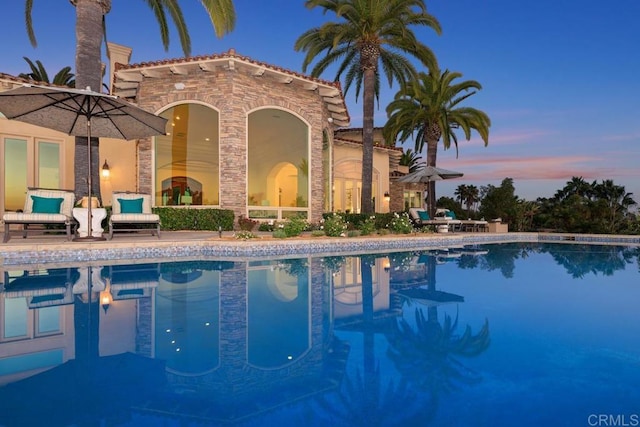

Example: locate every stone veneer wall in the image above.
[133,66,331,224]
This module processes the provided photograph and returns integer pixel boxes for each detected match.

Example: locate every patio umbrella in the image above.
[0,84,167,240]
[397,165,464,184]
[397,164,464,215]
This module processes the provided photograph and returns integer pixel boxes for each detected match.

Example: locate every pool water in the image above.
[0,243,638,427]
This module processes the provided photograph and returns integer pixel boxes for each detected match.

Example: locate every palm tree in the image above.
[18,57,76,87]
[399,148,423,173]
[454,184,467,209]
[24,0,236,201]
[593,179,636,233]
[465,184,480,213]
[295,0,441,214]
[384,69,490,217]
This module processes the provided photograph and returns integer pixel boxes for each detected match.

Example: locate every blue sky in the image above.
[2,0,639,204]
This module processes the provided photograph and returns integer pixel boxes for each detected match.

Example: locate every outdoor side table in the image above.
[73,207,107,238]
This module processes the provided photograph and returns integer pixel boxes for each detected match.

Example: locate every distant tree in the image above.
[592,179,636,233]
[479,178,518,226]
[454,184,480,215]
[18,57,75,87]
[295,0,441,214]
[514,199,539,232]
[454,184,467,208]
[465,185,480,213]
[534,177,636,234]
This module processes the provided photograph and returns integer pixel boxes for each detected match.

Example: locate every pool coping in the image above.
[1,232,639,267]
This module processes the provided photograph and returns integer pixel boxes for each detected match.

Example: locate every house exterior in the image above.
[1,43,406,222]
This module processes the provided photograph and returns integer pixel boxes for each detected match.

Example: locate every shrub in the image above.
[311,230,325,237]
[359,216,376,236]
[258,221,275,232]
[323,213,347,237]
[234,230,257,240]
[154,207,234,231]
[347,230,360,238]
[388,212,413,234]
[238,215,258,231]
[272,229,288,239]
[283,215,307,237]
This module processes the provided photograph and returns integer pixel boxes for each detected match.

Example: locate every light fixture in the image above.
[384,191,390,202]
[101,159,110,178]
[100,279,113,314]
[384,258,391,272]
[174,82,186,90]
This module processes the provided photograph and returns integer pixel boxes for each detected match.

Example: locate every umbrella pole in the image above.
[74,118,105,241]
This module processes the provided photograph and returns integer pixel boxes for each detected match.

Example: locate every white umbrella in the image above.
[0,84,167,240]
[397,164,464,215]
[397,165,464,183]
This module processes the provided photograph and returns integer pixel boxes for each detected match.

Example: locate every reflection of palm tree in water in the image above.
[313,255,435,426]
[387,252,491,406]
[386,307,490,398]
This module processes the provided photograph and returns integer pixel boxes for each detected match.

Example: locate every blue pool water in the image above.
[0,242,638,427]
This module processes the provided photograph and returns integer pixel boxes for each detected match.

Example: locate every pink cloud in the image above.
[439,155,640,182]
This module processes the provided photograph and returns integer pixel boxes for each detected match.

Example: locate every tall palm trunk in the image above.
[73,0,109,201]
[425,137,438,217]
[361,67,376,214]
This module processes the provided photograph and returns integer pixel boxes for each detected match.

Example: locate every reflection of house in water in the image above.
[140,258,347,423]
[0,263,159,387]
[388,250,466,307]
[330,256,401,328]
[0,258,350,424]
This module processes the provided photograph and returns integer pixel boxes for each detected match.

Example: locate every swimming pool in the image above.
[0,242,638,426]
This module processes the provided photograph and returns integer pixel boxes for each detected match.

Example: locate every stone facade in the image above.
[112,48,347,224]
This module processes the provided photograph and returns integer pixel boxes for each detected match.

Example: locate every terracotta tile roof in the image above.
[113,48,350,126]
[0,73,35,90]
[117,48,341,89]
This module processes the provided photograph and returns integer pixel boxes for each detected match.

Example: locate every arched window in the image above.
[155,103,219,206]
[247,108,309,220]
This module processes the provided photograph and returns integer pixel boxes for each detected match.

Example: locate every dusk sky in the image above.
[2,0,639,205]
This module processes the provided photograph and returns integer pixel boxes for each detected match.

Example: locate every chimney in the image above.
[106,42,132,94]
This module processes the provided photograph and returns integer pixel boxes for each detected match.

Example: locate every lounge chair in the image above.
[408,208,460,232]
[105,263,160,300]
[460,219,489,232]
[437,209,488,232]
[1,267,79,308]
[2,187,76,242]
[108,192,161,240]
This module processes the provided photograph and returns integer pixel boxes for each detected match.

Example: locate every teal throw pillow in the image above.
[418,210,430,221]
[445,211,457,219]
[31,195,64,214]
[118,198,144,214]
